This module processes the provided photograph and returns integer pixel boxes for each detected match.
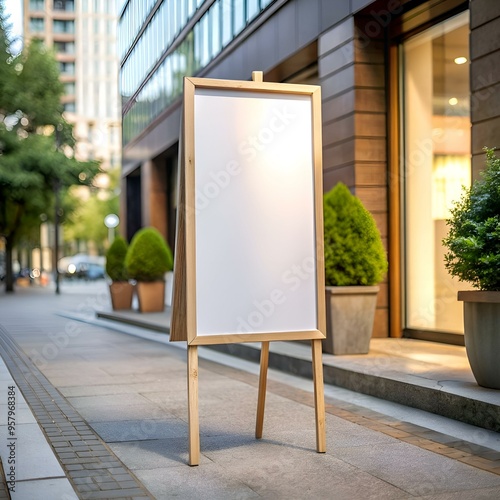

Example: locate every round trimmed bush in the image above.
[323,182,387,286]
[125,227,173,282]
[105,236,129,282]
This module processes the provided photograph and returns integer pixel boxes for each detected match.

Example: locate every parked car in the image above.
[58,254,105,281]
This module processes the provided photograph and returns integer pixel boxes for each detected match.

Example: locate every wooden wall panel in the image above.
[469,15,500,60]
[322,90,355,122]
[470,0,500,174]
[323,115,355,146]
[319,13,389,338]
[354,88,386,112]
[140,159,168,240]
[323,139,355,173]
[355,163,387,186]
[355,113,386,137]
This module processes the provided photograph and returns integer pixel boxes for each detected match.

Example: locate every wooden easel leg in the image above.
[187,345,200,465]
[311,339,326,453]
[255,341,270,439]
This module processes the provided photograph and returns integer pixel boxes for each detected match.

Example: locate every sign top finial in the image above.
[252,71,263,82]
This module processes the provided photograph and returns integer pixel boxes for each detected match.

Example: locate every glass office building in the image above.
[119,0,499,344]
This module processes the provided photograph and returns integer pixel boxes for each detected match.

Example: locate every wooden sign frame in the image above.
[171,75,326,345]
[171,72,326,465]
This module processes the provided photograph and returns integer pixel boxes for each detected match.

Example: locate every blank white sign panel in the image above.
[194,88,317,336]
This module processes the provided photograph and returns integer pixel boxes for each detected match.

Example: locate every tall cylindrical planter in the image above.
[458,291,500,390]
[324,286,379,355]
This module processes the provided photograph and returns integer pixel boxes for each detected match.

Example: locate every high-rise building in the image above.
[118,0,498,344]
[23,0,120,171]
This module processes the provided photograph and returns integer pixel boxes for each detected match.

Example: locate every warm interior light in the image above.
[448,97,458,106]
[454,56,467,65]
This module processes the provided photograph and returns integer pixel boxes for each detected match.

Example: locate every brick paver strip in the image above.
[0,458,10,500]
[0,325,153,499]
[199,354,500,475]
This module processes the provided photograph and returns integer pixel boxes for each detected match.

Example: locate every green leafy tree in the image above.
[63,191,120,255]
[0,3,15,115]
[63,167,120,254]
[0,4,99,291]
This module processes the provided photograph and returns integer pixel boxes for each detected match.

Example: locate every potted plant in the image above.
[323,183,388,354]
[443,147,500,389]
[105,236,133,310]
[125,227,173,312]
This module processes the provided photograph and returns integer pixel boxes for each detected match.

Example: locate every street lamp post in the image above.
[104,214,119,244]
[53,126,63,295]
[53,180,61,295]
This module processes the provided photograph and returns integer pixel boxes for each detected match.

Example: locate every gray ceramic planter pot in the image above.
[324,286,379,355]
[458,290,500,390]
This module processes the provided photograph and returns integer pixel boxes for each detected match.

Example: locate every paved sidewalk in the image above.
[97,302,500,432]
[1,282,500,499]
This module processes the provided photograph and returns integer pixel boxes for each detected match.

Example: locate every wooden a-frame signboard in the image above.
[170,72,326,466]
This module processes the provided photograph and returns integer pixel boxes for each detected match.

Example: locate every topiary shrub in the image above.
[323,182,387,286]
[443,147,500,291]
[125,227,173,282]
[105,236,129,282]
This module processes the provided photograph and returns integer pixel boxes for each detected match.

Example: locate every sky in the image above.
[3,0,23,54]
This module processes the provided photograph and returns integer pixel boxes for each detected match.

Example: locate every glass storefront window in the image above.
[247,0,259,21]
[54,0,75,12]
[200,12,210,66]
[187,0,196,18]
[53,20,74,34]
[60,61,75,75]
[54,41,75,54]
[193,22,201,70]
[29,17,44,32]
[221,0,232,47]
[179,0,188,28]
[29,0,44,11]
[64,82,75,95]
[169,0,178,37]
[183,32,196,75]
[402,11,470,334]
[121,0,278,145]
[233,0,245,34]
[210,2,221,59]
[63,101,76,113]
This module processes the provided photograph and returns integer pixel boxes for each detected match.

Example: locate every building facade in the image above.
[119,0,499,343]
[23,0,121,169]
